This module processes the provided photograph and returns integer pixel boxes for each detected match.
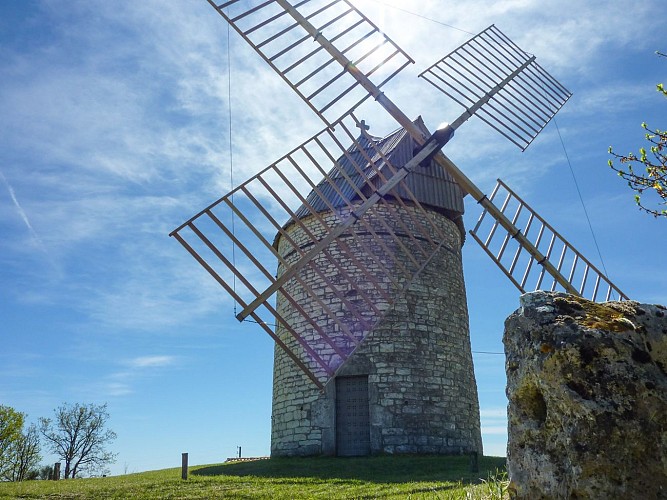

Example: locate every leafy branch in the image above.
[608,51,666,217]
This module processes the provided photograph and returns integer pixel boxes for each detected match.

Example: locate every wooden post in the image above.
[469,452,479,473]
[53,462,61,481]
[181,453,188,480]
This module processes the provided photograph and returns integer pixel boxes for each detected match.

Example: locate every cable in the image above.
[243,318,276,328]
[553,118,614,295]
[227,17,238,315]
[365,0,475,36]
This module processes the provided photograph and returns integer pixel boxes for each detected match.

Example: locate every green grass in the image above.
[0,455,507,499]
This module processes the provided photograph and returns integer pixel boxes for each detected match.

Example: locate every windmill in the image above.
[170,0,628,457]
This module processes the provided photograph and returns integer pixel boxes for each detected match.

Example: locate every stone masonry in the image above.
[505,291,667,499]
[271,201,482,457]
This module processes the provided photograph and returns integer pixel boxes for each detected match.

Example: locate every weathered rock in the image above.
[504,291,667,499]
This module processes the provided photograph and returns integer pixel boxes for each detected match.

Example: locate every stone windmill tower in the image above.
[171,0,628,458]
[271,118,481,456]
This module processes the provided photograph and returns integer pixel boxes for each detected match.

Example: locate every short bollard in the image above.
[469,451,479,473]
[53,462,61,481]
[181,452,188,480]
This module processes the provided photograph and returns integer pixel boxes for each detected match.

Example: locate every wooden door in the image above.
[336,376,370,456]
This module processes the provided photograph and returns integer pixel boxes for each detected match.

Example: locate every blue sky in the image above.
[1,0,665,474]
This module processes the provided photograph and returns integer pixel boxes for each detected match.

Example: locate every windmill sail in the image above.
[419,25,572,151]
[171,113,463,388]
[470,179,629,301]
[208,0,414,126]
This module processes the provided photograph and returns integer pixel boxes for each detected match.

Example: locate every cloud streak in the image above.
[91,355,180,399]
[480,406,508,438]
[127,355,176,369]
[0,169,47,253]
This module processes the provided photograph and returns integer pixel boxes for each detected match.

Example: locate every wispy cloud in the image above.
[91,355,180,399]
[0,0,322,333]
[481,425,508,436]
[104,382,133,397]
[480,408,507,419]
[360,0,658,68]
[0,0,663,470]
[1,0,664,339]
[0,169,47,253]
[127,355,176,369]
[480,406,508,437]
[574,83,659,117]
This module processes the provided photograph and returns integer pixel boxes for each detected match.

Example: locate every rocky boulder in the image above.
[504,291,667,499]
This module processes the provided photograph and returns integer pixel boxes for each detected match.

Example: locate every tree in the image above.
[608,51,666,217]
[4,424,41,482]
[0,405,24,479]
[34,464,54,481]
[0,406,42,482]
[39,403,117,479]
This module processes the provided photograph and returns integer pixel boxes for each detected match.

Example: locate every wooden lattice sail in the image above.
[171,113,463,388]
[419,25,572,151]
[470,180,628,301]
[208,0,414,126]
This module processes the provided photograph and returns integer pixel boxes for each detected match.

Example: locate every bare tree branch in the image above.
[6,424,41,482]
[39,403,116,479]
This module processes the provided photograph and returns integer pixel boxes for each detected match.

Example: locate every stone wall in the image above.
[271,201,482,457]
[504,291,667,498]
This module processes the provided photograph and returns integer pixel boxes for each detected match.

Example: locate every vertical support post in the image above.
[469,451,479,473]
[181,452,188,480]
[53,462,61,481]
[238,446,242,459]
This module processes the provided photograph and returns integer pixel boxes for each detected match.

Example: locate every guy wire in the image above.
[227,17,238,315]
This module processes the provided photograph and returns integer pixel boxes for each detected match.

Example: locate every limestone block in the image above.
[505,291,667,499]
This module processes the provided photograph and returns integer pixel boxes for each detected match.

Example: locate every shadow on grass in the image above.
[192,455,505,485]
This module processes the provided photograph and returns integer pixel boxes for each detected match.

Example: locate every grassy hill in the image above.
[0,455,507,499]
